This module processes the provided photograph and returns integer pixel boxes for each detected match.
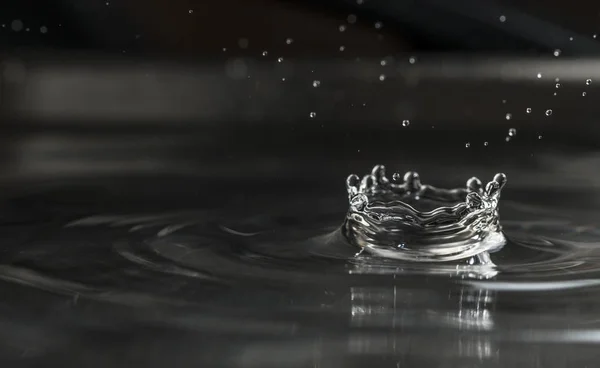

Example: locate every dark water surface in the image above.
[0,131,600,367]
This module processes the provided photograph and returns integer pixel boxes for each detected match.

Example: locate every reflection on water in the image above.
[2,152,600,366]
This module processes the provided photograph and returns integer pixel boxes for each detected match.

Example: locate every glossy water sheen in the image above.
[2,154,600,367]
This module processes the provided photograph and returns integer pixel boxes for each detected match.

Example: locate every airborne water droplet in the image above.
[555,83,561,88]
[526,107,532,114]
[499,15,506,22]
[408,56,416,64]
[465,142,471,148]
[379,74,386,81]
[583,92,587,96]
[553,49,561,57]
[546,109,553,116]
[262,51,268,56]
[312,80,321,87]
[402,120,410,127]
[505,113,512,120]
[538,135,543,139]
[508,128,517,137]
[484,141,489,146]
[586,78,592,85]
[309,112,316,118]
[277,57,283,63]
[285,38,293,44]
[339,25,346,32]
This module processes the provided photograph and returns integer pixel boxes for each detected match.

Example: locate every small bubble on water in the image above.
[526,107,532,114]
[374,22,383,29]
[339,25,347,32]
[409,56,416,64]
[586,78,592,85]
[545,109,553,116]
[347,14,357,24]
[465,142,471,148]
[537,73,542,79]
[505,113,512,120]
[553,49,561,57]
[379,74,386,81]
[309,112,316,118]
[402,119,410,127]
[285,38,293,44]
[277,57,283,63]
[499,15,506,22]
[583,91,587,96]
[312,80,321,87]
[508,128,517,137]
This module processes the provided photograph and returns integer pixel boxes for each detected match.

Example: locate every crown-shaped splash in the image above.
[342,165,507,263]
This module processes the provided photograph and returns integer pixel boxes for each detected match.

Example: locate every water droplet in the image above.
[374,22,383,29]
[379,74,386,81]
[553,49,561,57]
[312,80,321,87]
[347,14,357,24]
[484,141,489,146]
[339,46,345,51]
[262,51,268,56]
[40,26,47,34]
[505,136,511,142]
[392,173,401,181]
[408,56,416,64]
[555,83,561,88]
[526,107,532,114]
[238,38,249,49]
[553,92,557,96]
[569,37,574,41]
[538,135,543,139]
[281,78,286,82]
[285,38,293,45]
[583,91,587,96]
[277,57,283,63]
[465,142,471,148]
[339,25,346,32]
[537,73,542,79]
[555,77,560,82]
[11,19,23,32]
[499,15,506,22]
[309,112,316,118]
[545,109,553,116]
[380,59,387,66]
[505,113,512,120]
[188,9,193,14]
[222,47,227,52]
[586,78,592,85]
[402,120,410,127]
[508,128,517,137]
[502,99,507,104]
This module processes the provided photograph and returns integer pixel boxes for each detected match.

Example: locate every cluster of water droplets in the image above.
[343,165,507,264]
